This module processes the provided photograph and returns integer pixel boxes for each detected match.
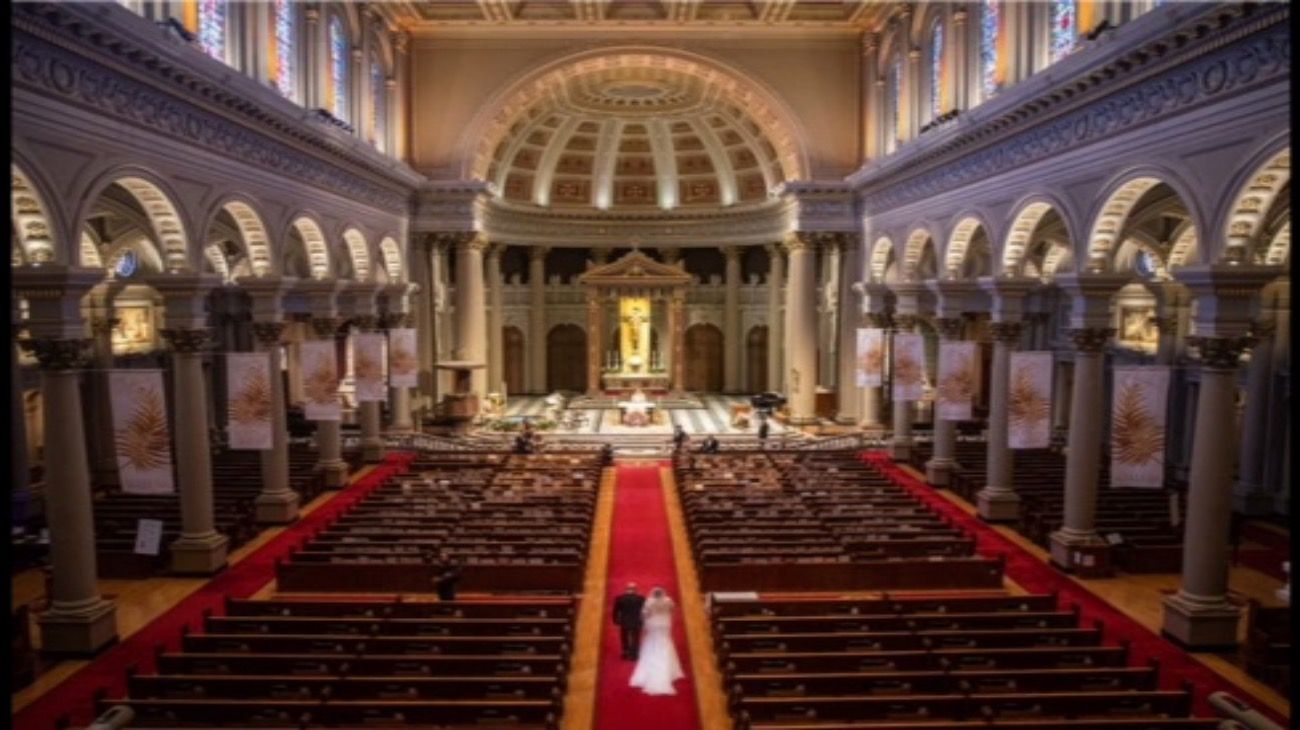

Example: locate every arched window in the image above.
[980,0,1000,100]
[271,0,297,100]
[888,52,903,152]
[369,51,386,152]
[1051,0,1078,62]
[329,16,350,123]
[197,0,227,62]
[929,19,944,121]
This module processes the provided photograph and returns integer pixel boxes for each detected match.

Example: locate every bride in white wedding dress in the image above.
[629,587,685,695]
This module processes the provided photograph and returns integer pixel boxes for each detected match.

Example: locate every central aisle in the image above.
[595,463,700,730]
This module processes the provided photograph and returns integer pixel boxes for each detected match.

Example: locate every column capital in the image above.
[311,317,345,339]
[928,279,985,319]
[1054,272,1132,330]
[239,276,298,324]
[953,8,967,24]
[530,245,551,262]
[1068,327,1114,352]
[21,338,91,371]
[864,312,894,330]
[160,328,212,354]
[431,232,476,251]
[89,317,120,336]
[862,32,880,54]
[1152,315,1178,335]
[340,281,381,319]
[935,317,966,341]
[764,242,785,259]
[304,6,320,23]
[351,315,379,331]
[293,278,345,321]
[1249,318,1277,340]
[251,321,287,347]
[1188,335,1251,370]
[988,321,1024,343]
[893,314,920,332]
[1173,264,1282,339]
[13,266,106,339]
[722,245,744,262]
[978,275,1038,324]
[484,242,504,260]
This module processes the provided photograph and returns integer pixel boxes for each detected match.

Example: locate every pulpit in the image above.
[435,360,484,434]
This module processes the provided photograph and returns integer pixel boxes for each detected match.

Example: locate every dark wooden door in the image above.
[503,326,525,395]
[683,323,724,392]
[746,325,768,393]
[546,324,587,393]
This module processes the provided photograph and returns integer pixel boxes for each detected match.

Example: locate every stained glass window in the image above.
[980,0,1000,100]
[329,16,350,122]
[1051,0,1078,62]
[197,0,226,61]
[929,20,944,121]
[370,52,386,151]
[273,0,296,99]
[889,53,903,151]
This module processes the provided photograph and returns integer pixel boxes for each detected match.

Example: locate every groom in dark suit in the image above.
[612,583,646,660]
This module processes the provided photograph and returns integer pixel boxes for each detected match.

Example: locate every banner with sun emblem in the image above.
[301,340,340,421]
[855,328,884,387]
[353,332,387,402]
[936,341,978,421]
[109,370,175,494]
[226,352,273,450]
[387,328,418,388]
[1110,366,1170,488]
[891,333,926,401]
[1008,351,1053,449]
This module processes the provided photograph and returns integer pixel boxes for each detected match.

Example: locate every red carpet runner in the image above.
[861,450,1288,725]
[595,463,700,730]
[15,452,418,730]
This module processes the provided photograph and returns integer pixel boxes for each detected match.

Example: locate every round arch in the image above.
[378,236,403,282]
[1084,166,1204,270]
[202,198,276,277]
[75,167,194,272]
[341,227,371,281]
[868,236,895,282]
[287,214,332,280]
[11,162,60,265]
[943,214,990,278]
[461,46,810,183]
[1001,195,1075,275]
[1217,145,1289,263]
[901,227,937,281]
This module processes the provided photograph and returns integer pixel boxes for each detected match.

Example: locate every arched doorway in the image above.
[683,323,723,392]
[546,324,587,393]
[503,326,525,395]
[747,326,768,393]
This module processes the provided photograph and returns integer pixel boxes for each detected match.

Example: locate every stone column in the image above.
[381,283,415,431]
[860,33,880,161]
[858,283,894,430]
[822,239,843,390]
[669,292,686,394]
[485,244,505,396]
[1263,282,1290,511]
[766,244,785,393]
[974,277,1036,521]
[835,239,862,422]
[586,290,603,394]
[150,273,231,570]
[951,8,969,111]
[16,266,117,655]
[926,317,966,485]
[529,246,548,393]
[1235,310,1278,514]
[88,309,120,488]
[240,277,300,523]
[345,282,388,464]
[784,233,818,424]
[723,246,742,393]
[1162,265,1278,649]
[12,295,33,521]
[432,238,452,399]
[312,317,349,488]
[888,314,916,460]
[411,236,436,415]
[454,234,489,398]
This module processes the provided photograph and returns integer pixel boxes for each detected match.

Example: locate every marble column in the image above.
[1162,265,1278,649]
[951,9,969,111]
[926,317,966,486]
[1235,310,1278,514]
[888,315,916,461]
[669,292,686,394]
[723,246,742,393]
[432,238,452,399]
[312,317,349,488]
[529,246,548,393]
[860,33,880,161]
[586,291,603,394]
[858,284,894,430]
[766,244,785,393]
[350,310,386,464]
[784,233,818,424]
[411,236,436,415]
[16,266,117,655]
[835,239,862,422]
[381,282,415,432]
[241,276,300,523]
[485,244,505,396]
[822,240,842,390]
[975,277,1036,522]
[454,235,489,399]
[88,310,120,488]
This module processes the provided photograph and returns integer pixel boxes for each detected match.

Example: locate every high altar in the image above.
[576,250,692,395]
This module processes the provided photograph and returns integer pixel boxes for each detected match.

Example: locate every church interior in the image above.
[8,1,1292,728]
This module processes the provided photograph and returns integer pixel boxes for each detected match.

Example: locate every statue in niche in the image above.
[622,305,647,354]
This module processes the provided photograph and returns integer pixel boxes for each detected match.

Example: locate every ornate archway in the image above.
[684,323,724,393]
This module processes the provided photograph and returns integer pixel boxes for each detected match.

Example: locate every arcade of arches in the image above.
[9,2,1293,729]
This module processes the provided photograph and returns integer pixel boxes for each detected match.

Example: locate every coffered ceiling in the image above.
[387,0,892,30]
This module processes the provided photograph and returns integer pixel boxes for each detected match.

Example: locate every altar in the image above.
[617,390,656,427]
[577,250,692,396]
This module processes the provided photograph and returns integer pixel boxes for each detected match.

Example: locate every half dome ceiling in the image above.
[485,63,792,211]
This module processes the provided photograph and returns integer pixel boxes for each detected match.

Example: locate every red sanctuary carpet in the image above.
[595,463,700,730]
[14,452,418,730]
[861,451,1289,726]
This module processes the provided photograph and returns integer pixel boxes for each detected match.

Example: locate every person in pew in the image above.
[699,435,720,453]
[672,425,689,452]
[612,583,646,660]
[600,442,614,466]
[757,416,770,447]
[432,550,462,601]
[630,586,685,695]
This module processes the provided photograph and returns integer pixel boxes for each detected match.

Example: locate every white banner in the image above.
[1110,366,1170,488]
[110,370,174,494]
[301,340,340,421]
[1008,351,1053,449]
[855,328,885,387]
[226,352,273,450]
[388,328,418,388]
[353,332,387,402]
[936,341,977,421]
[891,333,926,401]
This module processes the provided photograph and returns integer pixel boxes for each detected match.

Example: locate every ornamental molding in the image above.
[851,4,1289,213]
[1068,327,1115,352]
[12,4,421,214]
[22,338,92,370]
[160,327,212,353]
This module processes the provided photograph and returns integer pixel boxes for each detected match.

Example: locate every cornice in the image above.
[849,3,1289,212]
[12,3,424,213]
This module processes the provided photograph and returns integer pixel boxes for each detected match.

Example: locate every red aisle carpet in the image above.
[15,452,418,730]
[595,463,700,730]
[861,451,1288,725]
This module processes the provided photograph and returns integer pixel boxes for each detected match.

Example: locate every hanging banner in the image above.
[1008,351,1053,449]
[855,328,885,387]
[109,369,175,494]
[225,352,273,450]
[891,333,926,401]
[1110,366,1171,488]
[388,328,418,388]
[301,340,340,421]
[936,341,977,421]
[353,332,387,402]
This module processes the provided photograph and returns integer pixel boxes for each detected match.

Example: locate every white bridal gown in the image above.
[629,597,685,695]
